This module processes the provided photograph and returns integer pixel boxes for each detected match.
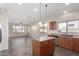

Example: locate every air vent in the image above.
[27,16,32,18]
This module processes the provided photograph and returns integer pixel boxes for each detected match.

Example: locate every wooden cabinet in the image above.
[67,38,73,50]
[58,36,66,48]
[49,21,56,30]
[62,37,65,48]
[32,38,55,56]
[32,40,40,55]
[58,36,79,52]
[64,38,69,49]
[73,38,79,52]
[58,37,62,47]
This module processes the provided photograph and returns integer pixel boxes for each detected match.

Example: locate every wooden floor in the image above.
[0,37,79,56]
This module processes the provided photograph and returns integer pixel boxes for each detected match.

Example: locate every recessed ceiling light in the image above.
[65,3,69,5]
[64,11,67,13]
[34,8,38,12]
[18,2,23,5]
[38,22,42,25]
[0,24,1,29]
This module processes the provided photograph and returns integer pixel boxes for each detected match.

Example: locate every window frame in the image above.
[39,23,48,33]
[12,26,25,33]
[58,19,79,35]
[58,21,67,33]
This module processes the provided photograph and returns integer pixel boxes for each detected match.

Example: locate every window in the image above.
[39,23,48,33]
[27,26,30,32]
[39,23,44,33]
[44,23,48,32]
[58,22,66,33]
[40,29,44,32]
[12,26,24,33]
[68,20,79,35]
[58,20,79,35]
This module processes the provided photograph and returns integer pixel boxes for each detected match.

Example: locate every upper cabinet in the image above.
[49,21,56,30]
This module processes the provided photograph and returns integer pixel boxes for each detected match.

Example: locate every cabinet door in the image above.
[61,37,65,48]
[40,41,48,56]
[66,38,73,50]
[49,21,56,30]
[58,37,64,47]
[40,40,54,56]
[58,37,62,47]
[32,40,40,56]
[74,39,79,52]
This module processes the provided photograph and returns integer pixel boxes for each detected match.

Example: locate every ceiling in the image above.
[2,3,79,25]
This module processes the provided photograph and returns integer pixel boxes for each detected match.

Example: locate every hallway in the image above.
[0,37,79,56]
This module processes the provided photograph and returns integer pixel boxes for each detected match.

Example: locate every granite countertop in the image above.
[60,35,79,39]
[32,36,55,41]
[72,36,79,38]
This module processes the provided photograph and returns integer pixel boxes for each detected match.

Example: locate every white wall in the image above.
[0,8,8,50]
[29,24,40,37]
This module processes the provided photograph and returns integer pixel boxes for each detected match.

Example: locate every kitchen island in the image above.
[32,36,55,56]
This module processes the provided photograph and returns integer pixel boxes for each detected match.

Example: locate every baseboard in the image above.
[9,36,27,38]
[0,48,8,51]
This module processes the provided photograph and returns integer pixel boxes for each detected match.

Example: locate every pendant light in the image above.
[44,4,48,33]
[38,3,42,25]
[45,4,48,21]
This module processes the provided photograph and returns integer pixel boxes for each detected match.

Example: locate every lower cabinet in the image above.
[61,37,65,48]
[73,38,79,52]
[64,37,68,48]
[58,36,79,52]
[65,38,73,49]
[32,39,55,56]
[58,37,62,47]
